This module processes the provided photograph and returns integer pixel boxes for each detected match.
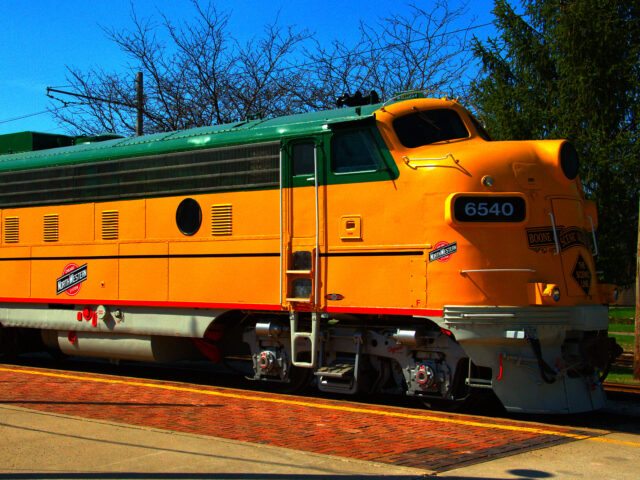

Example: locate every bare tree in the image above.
[303,1,474,110]
[49,0,475,135]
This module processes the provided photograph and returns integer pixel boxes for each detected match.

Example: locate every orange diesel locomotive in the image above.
[0,93,619,413]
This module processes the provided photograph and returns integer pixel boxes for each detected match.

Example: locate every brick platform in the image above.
[0,364,601,472]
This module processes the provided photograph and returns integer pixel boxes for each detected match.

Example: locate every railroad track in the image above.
[604,381,640,394]
[614,353,634,368]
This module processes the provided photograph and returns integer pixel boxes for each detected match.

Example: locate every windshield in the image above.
[392,108,468,148]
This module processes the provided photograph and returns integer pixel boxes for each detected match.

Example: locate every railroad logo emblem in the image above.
[526,225,589,253]
[57,263,88,296]
[429,241,457,262]
[571,254,591,295]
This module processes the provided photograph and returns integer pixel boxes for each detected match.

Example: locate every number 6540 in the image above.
[464,202,514,217]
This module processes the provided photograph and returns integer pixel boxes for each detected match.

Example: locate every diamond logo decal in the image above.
[572,253,591,295]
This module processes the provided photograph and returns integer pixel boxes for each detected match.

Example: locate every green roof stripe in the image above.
[0,104,380,173]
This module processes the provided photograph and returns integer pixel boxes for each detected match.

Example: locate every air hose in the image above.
[526,336,557,384]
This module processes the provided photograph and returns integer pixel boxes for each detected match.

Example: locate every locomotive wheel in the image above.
[255,367,312,395]
[262,351,313,395]
[274,365,313,394]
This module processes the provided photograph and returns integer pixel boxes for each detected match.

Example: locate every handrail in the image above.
[279,149,284,303]
[402,153,457,169]
[314,145,320,304]
[461,269,536,274]
[548,212,560,255]
[587,216,599,256]
[382,90,450,106]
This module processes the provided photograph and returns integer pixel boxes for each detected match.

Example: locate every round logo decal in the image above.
[432,241,456,262]
[60,263,82,296]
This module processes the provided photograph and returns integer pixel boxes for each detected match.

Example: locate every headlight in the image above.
[560,142,579,180]
[481,175,495,187]
[542,283,562,302]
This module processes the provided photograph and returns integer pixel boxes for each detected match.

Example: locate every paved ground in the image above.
[440,431,640,480]
[0,363,639,479]
[1,404,425,478]
[0,364,601,472]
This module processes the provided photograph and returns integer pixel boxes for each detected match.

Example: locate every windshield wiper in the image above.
[412,107,441,132]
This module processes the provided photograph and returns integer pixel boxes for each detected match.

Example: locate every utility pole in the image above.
[635,199,639,380]
[136,72,143,136]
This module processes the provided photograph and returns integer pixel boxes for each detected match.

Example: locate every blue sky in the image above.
[0,0,498,135]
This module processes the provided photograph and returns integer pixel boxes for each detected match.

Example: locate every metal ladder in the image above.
[289,311,319,368]
[280,143,322,369]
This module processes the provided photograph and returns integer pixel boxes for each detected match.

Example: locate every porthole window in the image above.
[176,198,202,236]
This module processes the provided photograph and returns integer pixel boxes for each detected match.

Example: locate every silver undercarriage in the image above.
[0,303,613,413]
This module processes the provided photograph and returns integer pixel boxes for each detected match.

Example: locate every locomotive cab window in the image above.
[393,108,469,148]
[331,129,383,174]
[292,142,315,176]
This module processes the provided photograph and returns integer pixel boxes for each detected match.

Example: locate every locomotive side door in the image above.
[280,138,326,311]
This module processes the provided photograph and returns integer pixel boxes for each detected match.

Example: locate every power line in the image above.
[46,87,136,109]
[0,105,68,125]
[0,86,113,126]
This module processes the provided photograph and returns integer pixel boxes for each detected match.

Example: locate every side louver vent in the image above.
[4,217,19,243]
[211,204,232,236]
[43,214,59,242]
[102,210,119,240]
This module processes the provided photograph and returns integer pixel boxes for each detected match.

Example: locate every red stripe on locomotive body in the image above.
[0,297,282,312]
[0,296,443,317]
[325,306,444,317]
